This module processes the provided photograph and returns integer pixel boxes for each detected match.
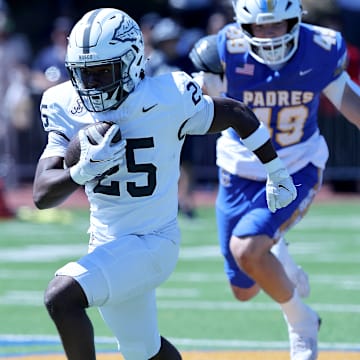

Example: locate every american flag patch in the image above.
[235,63,255,76]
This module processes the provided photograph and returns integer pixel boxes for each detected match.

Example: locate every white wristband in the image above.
[263,157,285,174]
[241,122,270,151]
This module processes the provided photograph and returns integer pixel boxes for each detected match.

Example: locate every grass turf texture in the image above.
[0,200,359,357]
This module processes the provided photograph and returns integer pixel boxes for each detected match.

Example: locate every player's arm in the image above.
[189,34,226,97]
[207,96,297,212]
[208,96,277,164]
[33,157,79,209]
[341,80,360,128]
[33,125,125,209]
[323,72,360,129]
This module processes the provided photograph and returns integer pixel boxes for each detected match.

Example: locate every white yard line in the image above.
[0,334,359,352]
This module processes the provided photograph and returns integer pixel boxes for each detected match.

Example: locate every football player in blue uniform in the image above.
[32,8,297,360]
[189,0,360,359]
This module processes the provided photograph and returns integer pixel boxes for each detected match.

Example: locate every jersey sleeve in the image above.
[308,24,348,87]
[217,23,246,64]
[171,71,214,135]
[39,82,81,136]
[327,31,347,84]
[38,82,86,158]
[40,131,68,159]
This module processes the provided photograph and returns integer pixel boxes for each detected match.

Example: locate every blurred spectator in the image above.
[27,16,73,188]
[146,17,187,75]
[0,0,33,219]
[139,12,161,59]
[167,0,213,29]
[206,11,227,35]
[301,0,337,23]
[31,16,73,94]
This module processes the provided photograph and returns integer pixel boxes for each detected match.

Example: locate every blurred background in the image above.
[0,0,360,218]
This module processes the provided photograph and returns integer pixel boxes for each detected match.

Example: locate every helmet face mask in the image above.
[66,8,145,112]
[232,0,303,66]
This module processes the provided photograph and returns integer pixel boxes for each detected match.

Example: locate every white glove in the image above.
[265,159,297,213]
[70,124,126,185]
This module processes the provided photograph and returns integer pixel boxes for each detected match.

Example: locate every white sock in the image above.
[280,289,314,328]
[271,237,299,281]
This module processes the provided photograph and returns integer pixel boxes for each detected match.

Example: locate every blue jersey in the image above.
[216,22,347,178]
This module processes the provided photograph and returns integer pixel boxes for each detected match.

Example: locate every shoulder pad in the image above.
[189,34,223,75]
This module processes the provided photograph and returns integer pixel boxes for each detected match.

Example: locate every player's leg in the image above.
[216,164,321,359]
[216,168,262,301]
[100,291,181,359]
[44,275,95,360]
[230,237,320,360]
[46,230,180,359]
[271,237,310,298]
[96,230,181,359]
[230,233,295,301]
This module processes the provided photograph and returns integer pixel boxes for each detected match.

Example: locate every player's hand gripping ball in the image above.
[65,121,124,184]
[64,121,122,167]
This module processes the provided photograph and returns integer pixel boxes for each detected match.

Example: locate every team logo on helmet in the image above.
[261,0,276,12]
[112,17,142,44]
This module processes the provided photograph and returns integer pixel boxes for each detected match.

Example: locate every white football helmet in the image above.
[232,0,303,66]
[66,8,145,112]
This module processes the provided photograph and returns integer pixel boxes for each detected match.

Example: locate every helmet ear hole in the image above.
[287,17,298,32]
[241,24,253,36]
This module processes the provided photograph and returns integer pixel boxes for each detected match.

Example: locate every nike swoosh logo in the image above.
[299,69,312,76]
[142,104,158,112]
[89,158,107,163]
[279,184,289,190]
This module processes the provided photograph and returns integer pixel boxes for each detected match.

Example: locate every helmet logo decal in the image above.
[260,0,276,12]
[82,8,103,54]
[112,17,141,44]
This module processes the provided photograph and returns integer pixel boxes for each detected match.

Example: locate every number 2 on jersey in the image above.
[93,137,157,197]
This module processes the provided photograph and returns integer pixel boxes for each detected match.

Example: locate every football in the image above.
[64,121,122,168]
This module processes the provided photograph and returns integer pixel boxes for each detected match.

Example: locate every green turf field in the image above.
[0,200,359,356]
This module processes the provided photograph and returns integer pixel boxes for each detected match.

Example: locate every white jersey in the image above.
[40,71,214,245]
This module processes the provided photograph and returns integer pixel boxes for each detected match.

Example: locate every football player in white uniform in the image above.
[189,0,360,359]
[33,8,297,360]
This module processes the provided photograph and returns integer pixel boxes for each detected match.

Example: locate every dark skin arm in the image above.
[209,96,277,164]
[33,156,79,209]
[33,96,276,210]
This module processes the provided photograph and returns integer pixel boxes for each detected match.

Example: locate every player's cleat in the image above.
[292,266,311,298]
[288,309,321,360]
